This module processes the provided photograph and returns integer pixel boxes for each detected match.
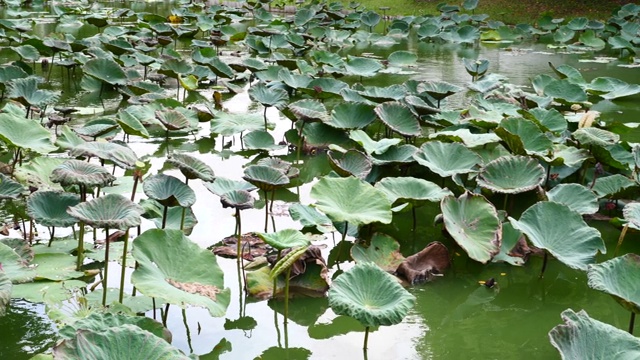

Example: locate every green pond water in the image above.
[0,1,639,359]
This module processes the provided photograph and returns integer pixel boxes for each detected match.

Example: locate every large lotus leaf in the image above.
[27,191,81,228]
[53,325,190,360]
[593,175,636,198]
[327,150,372,180]
[374,101,421,137]
[166,153,214,182]
[33,253,84,281]
[543,79,587,103]
[243,165,289,192]
[349,129,401,155]
[158,59,193,79]
[248,82,289,109]
[547,184,598,215]
[414,141,482,177]
[117,108,150,139]
[624,203,640,230]
[526,108,567,133]
[0,113,56,154]
[219,189,255,212]
[441,192,501,264]
[492,222,528,266]
[258,229,311,251]
[143,174,196,208]
[549,309,640,359]
[74,118,119,139]
[509,202,605,271]
[0,173,24,200]
[608,36,636,54]
[204,177,256,197]
[573,127,619,147]
[371,144,419,165]
[0,270,11,316]
[0,242,35,283]
[355,85,407,103]
[71,141,138,169]
[396,242,451,284]
[374,177,452,205]
[50,160,116,187]
[588,77,640,100]
[477,155,546,194]
[210,112,266,136]
[351,233,404,272]
[495,117,554,156]
[328,262,415,328]
[8,77,60,109]
[418,81,462,102]
[579,30,606,49]
[588,254,640,314]
[67,193,143,230]
[131,229,230,317]
[155,110,190,131]
[288,99,327,122]
[289,203,334,233]
[345,56,382,77]
[388,51,418,67]
[310,176,392,227]
[429,129,501,148]
[59,312,171,342]
[83,58,127,86]
[243,130,286,151]
[325,103,376,129]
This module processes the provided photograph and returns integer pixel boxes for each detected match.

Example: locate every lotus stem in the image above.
[152,298,156,319]
[363,326,370,349]
[235,208,242,263]
[102,226,110,307]
[118,229,129,304]
[284,266,292,324]
[270,189,275,212]
[263,106,268,131]
[76,222,85,270]
[539,250,548,279]
[503,194,509,212]
[614,223,630,257]
[630,312,636,334]
[162,303,170,327]
[162,205,168,229]
[47,226,55,247]
[182,308,193,353]
[264,190,269,233]
[180,178,189,231]
[272,249,282,299]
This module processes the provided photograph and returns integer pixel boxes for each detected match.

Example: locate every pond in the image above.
[0,1,639,359]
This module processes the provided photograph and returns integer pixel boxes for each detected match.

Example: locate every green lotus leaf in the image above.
[349,129,401,155]
[441,192,501,264]
[418,81,462,103]
[27,191,81,228]
[526,108,568,133]
[414,141,482,177]
[83,58,127,86]
[370,144,419,165]
[245,261,329,299]
[155,109,190,131]
[73,118,119,139]
[204,177,256,197]
[374,101,421,137]
[351,233,404,272]
[67,193,143,230]
[220,190,255,210]
[477,155,546,194]
[210,111,266,136]
[374,176,452,205]
[429,129,501,148]
[588,254,640,314]
[608,36,636,55]
[579,30,606,49]
[345,56,382,77]
[53,325,190,360]
[131,229,230,317]
[547,184,598,215]
[143,174,196,208]
[158,59,193,79]
[166,153,215,182]
[0,238,32,264]
[0,113,56,154]
[257,346,311,360]
[543,79,587,103]
[243,130,286,151]
[243,165,290,191]
[71,141,138,169]
[404,95,440,116]
[288,99,327,121]
[623,203,640,230]
[15,157,67,191]
[573,127,619,147]
[0,270,10,316]
[328,262,415,327]
[258,229,311,251]
[83,289,159,314]
[140,199,199,235]
[59,312,171,342]
[8,77,60,109]
[311,176,392,227]
[288,203,334,233]
[463,58,490,80]
[492,222,527,266]
[327,149,372,179]
[294,7,316,26]
[553,26,575,43]
[593,174,636,198]
[56,125,86,151]
[0,173,24,200]
[248,82,289,109]
[360,10,381,29]
[509,201,605,271]
[0,242,35,283]
[495,117,553,156]
[299,78,349,99]
[116,110,149,139]
[549,309,640,359]
[588,77,640,100]
[0,63,29,85]
[33,253,84,281]
[356,85,407,103]
[255,158,292,174]
[50,160,116,187]
[388,51,418,67]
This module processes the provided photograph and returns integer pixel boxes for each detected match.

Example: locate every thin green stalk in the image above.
[47,226,55,247]
[539,250,548,279]
[272,249,282,299]
[162,303,170,327]
[630,312,636,335]
[284,266,292,324]
[118,229,129,304]
[363,326,370,349]
[102,227,110,307]
[162,205,168,229]
[180,178,189,231]
[264,190,269,233]
[236,208,242,263]
[182,308,193,353]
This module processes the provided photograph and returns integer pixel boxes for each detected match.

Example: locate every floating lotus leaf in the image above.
[547,184,598,215]
[414,141,482,177]
[27,191,81,228]
[204,177,256,197]
[328,262,415,328]
[549,309,640,359]
[509,202,605,271]
[477,155,546,194]
[374,101,421,137]
[543,79,587,103]
[588,254,640,314]
[210,112,265,136]
[166,153,215,182]
[588,77,640,100]
[351,233,404,272]
[441,192,501,264]
[0,242,35,283]
[0,173,24,200]
[131,229,230,317]
[243,165,290,192]
[220,190,255,210]
[327,150,372,179]
[396,241,451,284]
[579,30,606,49]
[245,260,329,299]
[388,51,418,67]
[573,127,619,147]
[59,312,171,342]
[50,160,116,187]
[8,77,60,109]
[0,270,11,316]
[356,85,407,103]
[33,253,84,281]
[53,325,190,360]
[345,56,383,77]
[374,177,452,205]
[243,130,286,151]
[310,176,392,227]
[67,193,143,230]
[257,346,311,360]
[495,117,553,156]
[349,129,401,155]
[258,229,311,251]
[0,113,56,154]
[143,174,196,208]
[288,99,327,121]
[593,174,636,198]
[248,82,289,109]
[82,58,128,86]
[429,129,500,148]
[71,141,138,169]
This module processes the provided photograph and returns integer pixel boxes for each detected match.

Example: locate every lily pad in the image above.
[58,312,171,342]
[33,253,84,281]
[257,229,311,251]
[143,174,196,208]
[477,155,546,194]
[325,103,376,129]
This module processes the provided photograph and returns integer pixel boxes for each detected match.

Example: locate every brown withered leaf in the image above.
[211,232,269,261]
[396,241,450,285]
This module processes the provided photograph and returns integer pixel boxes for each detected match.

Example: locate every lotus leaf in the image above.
[243,165,290,191]
[27,191,81,228]
[33,253,84,281]
[71,141,138,169]
[547,184,598,215]
[131,229,230,317]
[140,199,199,234]
[245,261,329,299]
[156,109,190,131]
[477,155,546,194]
[374,177,452,205]
[441,192,501,263]
[258,229,311,251]
[543,79,587,103]
[495,117,553,156]
[166,153,215,182]
[345,56,382,77]
[509,201,605,270]
[0,113,57,154]
[593,174,636,198]
[0,270,10,316]
[59,312,171,342]
[573,127,619,147]
[67,193,143,230]
[50,160,116,187]
[289,203,334,233]
[371,144,419,165]
[388,51,418,67]
[357,85,407,103]
[248,83,289,109]
[143,174,196,208]
[220,190,255,210]
[327,149,372,179]
[492,222,529,266]
[0,242,35,283]
[351,233,404,272]
[204,177,256,197]
[579,30,606,49]
[429,129,501,148]
[310,176,392,227]
[374,101,421,137]
[243,130,286,151]
[0,173,24,200]
[588,254,640,314]
[418,81,462,104]
[288,99,327,121]
[527,108,568,133]
[349,129,401,155]
[623,203,640,230]
[549,309,640,359]
[83,58,128,86]
[8,77,60,109]
[323,103,376,130]
[210,112,266,136]
[414,141,482,177]
[396,242,451,284]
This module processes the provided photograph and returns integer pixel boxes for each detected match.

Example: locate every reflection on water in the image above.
[0,300,57,360]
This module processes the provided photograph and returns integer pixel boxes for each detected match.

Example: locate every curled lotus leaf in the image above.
[396,241,450,284]
[549,309,640,359]
[71,141,138,169]
[143,173,196,208]
[477,155,546,194]
[327,149,372,180]
[204,177,256,197]
[27,191,81,228]
[50,160,116,187]
[374,101,421,137]
[587,254,640,314]
[547,184,599,215]
[0,173,25,200]
[242,165,290,192]
[257,229,311,251]
[166,153,215,182]
[418,80,463,101]
[287,99,327,121]
[256,157,292,174]
[131,229,231,317]
[374,176,452,205]
[328,262,416,328]
[155,109,190,131]
[220,190,255,210]
[351,233,404,272]
[414,141,482,178]
[67,193,143,230]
